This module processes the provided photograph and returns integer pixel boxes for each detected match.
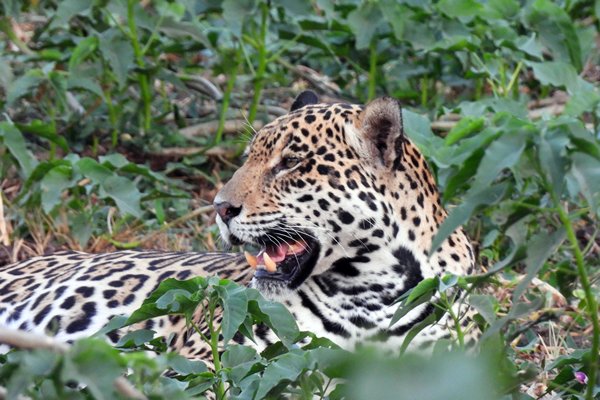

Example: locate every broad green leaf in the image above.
[76,157,113,184]
[347,2,382,49]
[51,0,91,27]
[99,153,130,168]
[116,329,156,347]
[486,0,519,18]
[7,70,44,105]
[512,229,566,302]
[538,129,569,196]
[165,353,208,375]
[16,120,69,152]
[255,352,309,399]
[126,277,206,325]
[468,294,496,324]
[158,17,209,46]
[222,0,257,36]
[62,339,125,400]
[380,1,410,40]
[67,76,104,97]
[528,61,579,92]
[515,34,544,59]
[247,292,299,347]
[430,183,508,254]
[444,116,485,145]
[437,0,484,21]
[98,29,134,88]
[69,36,98,72]
[389,288,435,327]
[0,122,38,177]
[40,165,73,213]
[525,0,582,70]
[471,132,526,189]
[403,109,443,159]
[214,282,249,343]
[99,175,143,217]
[570,153,600,215]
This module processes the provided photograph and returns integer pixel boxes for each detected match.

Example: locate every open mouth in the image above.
[242,231,320,288]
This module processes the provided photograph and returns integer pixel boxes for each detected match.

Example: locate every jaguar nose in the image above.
[214,201,242,225]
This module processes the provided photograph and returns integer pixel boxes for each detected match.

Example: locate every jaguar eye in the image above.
[275,156,300,173]
[283,157,300,169]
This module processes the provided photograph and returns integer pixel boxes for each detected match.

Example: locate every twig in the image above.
[0,327,147,400]
[178,74,223,100]
[179,119,264,139]
[0,192,10,246]
[141,205,215,242]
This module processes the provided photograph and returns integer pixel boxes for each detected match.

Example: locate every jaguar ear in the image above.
[290,90,319,111]
[359,97,405,169]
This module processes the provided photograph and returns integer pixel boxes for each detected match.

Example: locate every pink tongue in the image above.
[258,244,288,264]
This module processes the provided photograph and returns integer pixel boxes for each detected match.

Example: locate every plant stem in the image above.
[127,0,152,135]
[420,76,428,108]
[215,47,241,145]
[554,200,599,400]
[103,84,119,147]
[368,41,377,101]
[246,2,269,126]
[209,304,226,400]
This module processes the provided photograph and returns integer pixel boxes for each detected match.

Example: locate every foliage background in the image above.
[0,0,599,399]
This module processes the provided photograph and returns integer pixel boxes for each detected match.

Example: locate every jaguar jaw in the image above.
[243,232,320,289]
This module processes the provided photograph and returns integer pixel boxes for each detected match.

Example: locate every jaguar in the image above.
[0,91,476,360]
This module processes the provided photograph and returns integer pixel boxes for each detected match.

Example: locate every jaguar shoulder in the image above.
[0,91,476,357]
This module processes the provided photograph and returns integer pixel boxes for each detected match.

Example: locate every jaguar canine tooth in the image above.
[263,252,277,272]
[244,251,258,269]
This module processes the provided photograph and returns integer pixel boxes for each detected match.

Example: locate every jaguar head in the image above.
[214,91,416,298]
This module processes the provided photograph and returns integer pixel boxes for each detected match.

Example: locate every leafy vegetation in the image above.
[0,0,599,399]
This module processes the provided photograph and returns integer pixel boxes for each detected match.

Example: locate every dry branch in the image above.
[179,119,264,139]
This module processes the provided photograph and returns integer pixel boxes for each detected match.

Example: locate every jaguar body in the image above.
[0,91,475,358]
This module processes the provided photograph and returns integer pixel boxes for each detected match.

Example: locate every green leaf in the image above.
[0,122,38,177]
[444,117,485,145]
[222,0,257,36]
[126,277,206,325]
[40,165,73,214]
[116,329,155,347]
[51,0,91,27]
[570,153,600,215]
[255,352,309,399]
[165,353,208,375]
[215,282,249,343]
[538,129,569,196]
[528,61,579,92]
[7,70,44,105]
[380,1,409,40]
[430,183,508,254]
[468,294,497,324]
[437,0,484,21]
[347,2,382,50]
[99,175,143,218]
[98,29,134,88]
[471,132,526,189]
[76,157,113,184]
[512,229,566,302]
[67,76,104,97]
[247,291,299,347]
[69,36,98,72]
[16,120,69,152]
[62,339,125,400]
[99,153,130,168]
[525,0,582,70]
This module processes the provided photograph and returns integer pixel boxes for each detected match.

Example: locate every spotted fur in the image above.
[0,92,475,357]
